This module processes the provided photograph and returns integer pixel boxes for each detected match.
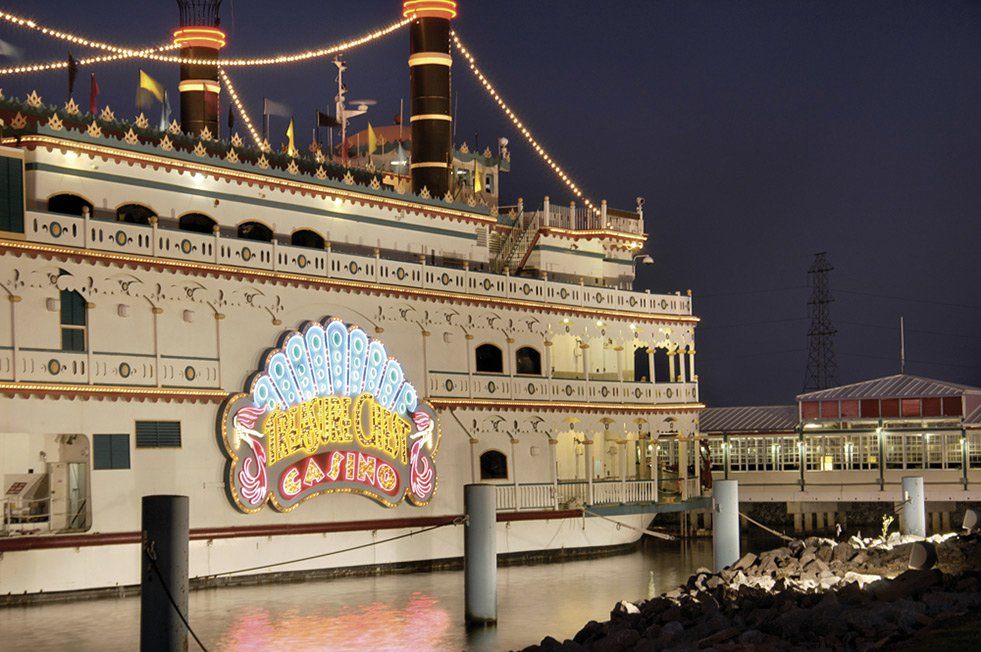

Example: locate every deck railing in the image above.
[495,480,658,511]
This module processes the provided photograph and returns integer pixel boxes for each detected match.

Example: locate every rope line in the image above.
[143,545,210,652]
[584,508,676,541]
[739,511,795,542]
[194,519,463,580]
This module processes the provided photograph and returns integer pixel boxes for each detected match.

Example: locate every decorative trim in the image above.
[0,240,700,324]
[410,162,451,169]
[0,381,225,403]
[430,397,704,413]
[178,80,221,94]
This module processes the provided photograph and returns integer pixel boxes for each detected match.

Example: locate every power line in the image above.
[839,350,981,371]
[837,320,981,342]
[699,317,807,330]
[697,286,807,299]
[836,289,981,311]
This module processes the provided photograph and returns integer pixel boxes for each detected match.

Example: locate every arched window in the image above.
[653,348,670,384]
[179,213,216,234]
[634,347,650,382]
[238,221,273,242]
[475,343,504,374]
[116,204,156,225]
[291,229,325,249]
[48,194,92,217]
[479,450,508,480]
[515,346,542,375]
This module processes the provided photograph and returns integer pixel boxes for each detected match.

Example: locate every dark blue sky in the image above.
[2,1,979,405]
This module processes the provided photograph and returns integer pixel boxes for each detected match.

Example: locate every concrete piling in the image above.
[465,483,497,626]
[140,495,190,652]
[713,480,740,571]
[901,477,925,537]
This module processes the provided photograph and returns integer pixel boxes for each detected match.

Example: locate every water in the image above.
[2,539,732,651]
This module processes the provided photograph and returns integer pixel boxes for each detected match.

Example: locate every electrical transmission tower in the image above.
[803,252,838,391]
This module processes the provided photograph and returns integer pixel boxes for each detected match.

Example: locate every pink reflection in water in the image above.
[218,592,451,651]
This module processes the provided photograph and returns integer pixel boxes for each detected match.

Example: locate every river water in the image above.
[2,537,773,651]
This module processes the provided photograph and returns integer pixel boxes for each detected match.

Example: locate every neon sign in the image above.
[219,318,440,513]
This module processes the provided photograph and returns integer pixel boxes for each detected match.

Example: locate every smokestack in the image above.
[403,1,458,198]
[174,1,225,136]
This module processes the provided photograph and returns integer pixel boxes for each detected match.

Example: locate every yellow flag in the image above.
[139,70,165,103]
[367,123,377,155]
[286,118,296,156]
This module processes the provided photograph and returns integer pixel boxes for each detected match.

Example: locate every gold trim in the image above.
[430,398,705,413]
[410,162,451,169]
[410,114,453,123]
[178,80,221,94]
[0,381,225,401]
[0,239,700,325]
[408,52,452,67]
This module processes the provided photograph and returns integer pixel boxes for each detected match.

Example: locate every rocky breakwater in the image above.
[524,531,981,651]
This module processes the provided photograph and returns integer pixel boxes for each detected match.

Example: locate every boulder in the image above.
[833,542,856,562]
[732,552,757,571]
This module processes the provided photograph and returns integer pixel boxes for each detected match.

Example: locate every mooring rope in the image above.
[583,509,676,541]
[143,545,210,652]
[739,511,795,542]
[193,518,465,580]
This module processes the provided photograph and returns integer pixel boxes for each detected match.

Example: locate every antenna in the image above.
[803,252,838,391]
[900,316,906,374]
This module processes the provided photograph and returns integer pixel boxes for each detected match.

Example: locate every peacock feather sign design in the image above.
[219,318,440,513]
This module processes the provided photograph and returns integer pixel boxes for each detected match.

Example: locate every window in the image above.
[484,174,494,193]
[136,421,182,448]
[116,204,155,225]
[652,348,670,383]
[93,434,130,470]
[0,154,24,233]
[479,450,508,480]
[238,221,273,242]
[515,347,542,375]
[291,229,325,249]
[475,343,504,373]
[60,290,87,352]
[179,213,216,234]
[48,193,92,217]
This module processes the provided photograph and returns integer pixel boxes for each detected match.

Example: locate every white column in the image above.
[510,437,520,510]
[8,294,20,382]
[651,436,659,502]
[619,440,627,503]
[647,347,655,384]
[901,476,926,537]
[600,199,608,229]
[585,438,594,505]
[688,349,696,381]
[549,438,559,510]
[668,351,677,383]
[469,437,479,484]
[544,338,553,380]
[543,195,551,227]
[616,346,624,384]
[465,333,474,398]
[213,311,224,388]
[713,480,740,571]
[151,305,162,387]
[678,349,688,383]
[679,432,689,500]
[581,341,590,381]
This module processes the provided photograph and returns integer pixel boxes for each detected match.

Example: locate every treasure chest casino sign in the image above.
[219,318,440,513]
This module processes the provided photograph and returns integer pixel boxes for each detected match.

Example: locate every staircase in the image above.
[493,206,540,274]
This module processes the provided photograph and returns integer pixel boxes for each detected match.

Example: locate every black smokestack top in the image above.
[174,0,225,136]
[405,1,457,198]
[177,0,222,27]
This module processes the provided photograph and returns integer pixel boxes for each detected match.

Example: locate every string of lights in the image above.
[0,44,179,76]
[0,8,409,69]
[217,66,264,149]
[450,30,597,214]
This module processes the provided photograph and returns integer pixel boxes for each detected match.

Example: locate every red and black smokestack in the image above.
[174,1,225,136]
[403,1,458,197]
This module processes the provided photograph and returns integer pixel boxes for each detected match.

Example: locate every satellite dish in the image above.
[348,99,377,107]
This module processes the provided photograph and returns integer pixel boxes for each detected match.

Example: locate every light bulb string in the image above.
[218,66,263,149]
[0,44,179,76]
[0,9,409,69]
[450,29,597,214]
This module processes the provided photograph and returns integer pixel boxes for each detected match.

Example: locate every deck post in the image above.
[901,476,926,537]
[465,484,497,626]
[713,480,739,572]
[140,495,189,652]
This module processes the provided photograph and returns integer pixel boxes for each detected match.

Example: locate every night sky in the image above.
[2,1,978,406]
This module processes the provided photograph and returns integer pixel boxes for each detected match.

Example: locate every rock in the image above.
[705,576,723,590]
[869,569,942,602]
[733,552,757,571]
[656,621,684,646]
[696,626,740,648]
[833,542,856,562]
[612,600,640,616]
[816,544,834,563]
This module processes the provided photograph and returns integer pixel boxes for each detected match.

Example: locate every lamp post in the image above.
[627,254,653,289]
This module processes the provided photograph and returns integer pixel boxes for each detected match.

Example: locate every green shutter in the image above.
[0,156,24,233]
[136,421,182,448]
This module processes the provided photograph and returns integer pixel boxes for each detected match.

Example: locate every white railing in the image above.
[23,211,693,317]
[0,347,220,388]
[428,371,698,405]
[495,480,658,511]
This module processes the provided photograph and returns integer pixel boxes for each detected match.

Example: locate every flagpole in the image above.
[399,98,404,142]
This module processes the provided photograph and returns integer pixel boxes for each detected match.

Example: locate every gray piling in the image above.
[141,495,190,652]
[901,476,926,537]
[464,483,497,625]
[713,479,740,572]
